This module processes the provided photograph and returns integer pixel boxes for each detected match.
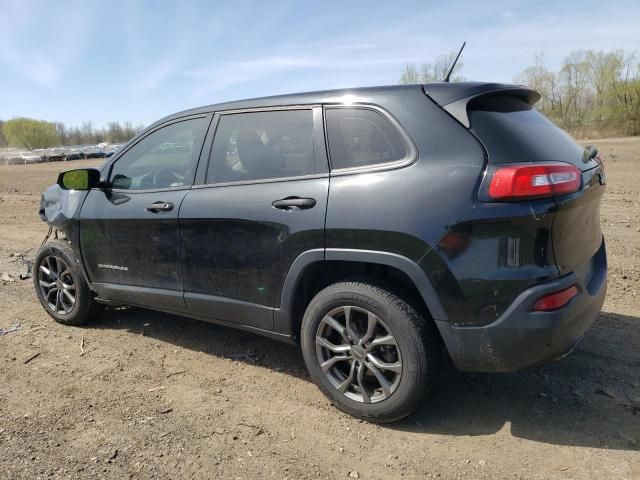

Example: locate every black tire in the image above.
[33,239,103,326]
[301,281,441,423]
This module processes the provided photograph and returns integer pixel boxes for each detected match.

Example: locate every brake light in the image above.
[488,163,581,200]
[533,286,578,312]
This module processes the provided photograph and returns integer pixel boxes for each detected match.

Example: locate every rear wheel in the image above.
[34,240,103,326]
[301,281,440,422]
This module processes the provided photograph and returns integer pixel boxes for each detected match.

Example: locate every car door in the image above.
[79,115,210,312]
[180,107,328,331]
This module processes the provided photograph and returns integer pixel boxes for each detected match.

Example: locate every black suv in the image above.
[35,83,607,422]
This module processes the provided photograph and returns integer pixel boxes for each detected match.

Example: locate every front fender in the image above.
[38,184,93,289]
[39,184,89,228]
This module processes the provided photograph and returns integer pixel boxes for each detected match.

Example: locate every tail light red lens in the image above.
[488,163,581,200]
[533,286,578,312]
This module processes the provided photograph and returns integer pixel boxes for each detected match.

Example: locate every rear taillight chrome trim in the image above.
[487,162,581,201]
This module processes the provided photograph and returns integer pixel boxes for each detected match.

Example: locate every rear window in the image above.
[325,107,408,170]
[468,96,590,169]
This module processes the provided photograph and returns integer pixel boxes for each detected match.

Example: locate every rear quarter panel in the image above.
[420,200,559,326]
[325,88,486,300]
[552,165,606,275]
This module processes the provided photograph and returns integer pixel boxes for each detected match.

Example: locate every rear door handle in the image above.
[272,197,316,210]
[145,201,174,213]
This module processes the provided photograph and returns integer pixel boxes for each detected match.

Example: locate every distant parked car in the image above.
[43,148,65,162]
[157,142,188,154]
[32,149,49,160]
[81,146,106,159]
[103,144,122,157]
[64,148,83,161]
[20,151,42,164]
[0,150,25,165]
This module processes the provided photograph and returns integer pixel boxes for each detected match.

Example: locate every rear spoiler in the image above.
[423,82,540,128]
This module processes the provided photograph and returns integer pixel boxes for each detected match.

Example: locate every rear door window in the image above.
[325,107,408,170]
[206,109,316,183]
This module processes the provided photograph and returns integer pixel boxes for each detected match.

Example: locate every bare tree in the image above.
[0,120,7,147]
[399,51,464,84]
[609,51,640,135]
[515,49,640,136]
[81,121,94,144]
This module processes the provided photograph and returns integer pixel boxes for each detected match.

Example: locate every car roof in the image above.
[151,81,530,128]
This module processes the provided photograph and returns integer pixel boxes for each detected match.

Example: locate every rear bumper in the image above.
[436,239,607,372]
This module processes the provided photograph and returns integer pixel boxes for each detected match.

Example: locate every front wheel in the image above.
[301,282,441,422]
[33,239,103,326]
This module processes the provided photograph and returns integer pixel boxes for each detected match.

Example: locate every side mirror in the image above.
[111,173,132,189]
[57,168,102,190]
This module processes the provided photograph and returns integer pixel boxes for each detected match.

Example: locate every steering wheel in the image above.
[152,167,184,188]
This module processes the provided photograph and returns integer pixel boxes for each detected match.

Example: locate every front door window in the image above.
[109,117,207,190]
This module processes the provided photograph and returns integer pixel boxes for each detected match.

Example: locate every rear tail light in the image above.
[533,286,578,312]
[488,163,581,201]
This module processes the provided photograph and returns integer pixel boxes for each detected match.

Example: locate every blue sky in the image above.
[1,0,638,128]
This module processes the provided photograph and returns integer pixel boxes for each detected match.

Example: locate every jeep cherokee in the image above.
[34,82,607,422]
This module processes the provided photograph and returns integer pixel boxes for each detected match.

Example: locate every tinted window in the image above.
[468,96,586,169]
[325,108,407,170]
[207,109,315,183]
[110,117,206,190]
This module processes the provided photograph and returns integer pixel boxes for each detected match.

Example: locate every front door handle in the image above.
[272,197,316,210]
[145,201,174,213]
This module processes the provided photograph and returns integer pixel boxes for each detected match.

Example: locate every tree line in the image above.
[515,50,639,137]
[400,48,640,137]
[0,118,145,150]
[2,49,637,149]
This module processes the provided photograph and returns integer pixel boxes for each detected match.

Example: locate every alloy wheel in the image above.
[315,305,402,403]
[38,255,76,315]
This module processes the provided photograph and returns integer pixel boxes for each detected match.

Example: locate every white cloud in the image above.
[2,0,638,107]
[0,0,95,88]
[121,2,222,98]
[184,47,425,96]
[128,58,182,97]
[193,1,639,93]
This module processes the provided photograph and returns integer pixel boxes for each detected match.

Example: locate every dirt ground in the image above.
[0,138,638,480]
